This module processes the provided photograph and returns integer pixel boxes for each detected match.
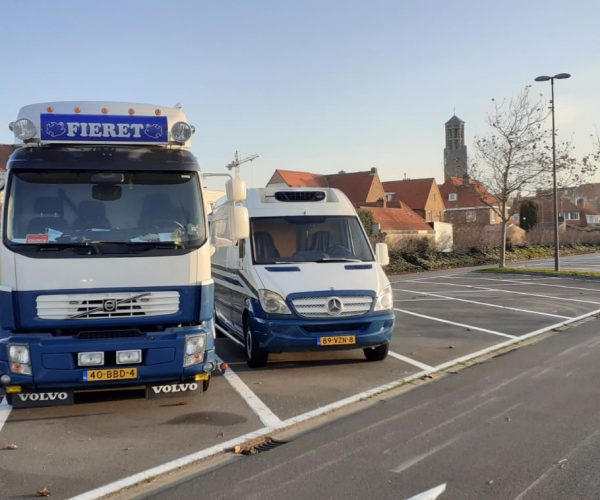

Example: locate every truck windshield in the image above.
[251,216,374,264]
[5,170,206,252]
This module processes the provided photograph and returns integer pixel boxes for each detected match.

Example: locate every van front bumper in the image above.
[249,312,395,353]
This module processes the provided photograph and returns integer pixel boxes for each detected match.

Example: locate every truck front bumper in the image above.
[0,325,217,392]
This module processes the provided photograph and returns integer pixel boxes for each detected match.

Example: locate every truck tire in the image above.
[203,376,211,392]
[244,322,268,368]
[363,343,389,361]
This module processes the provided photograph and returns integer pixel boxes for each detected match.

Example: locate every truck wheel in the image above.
[3,394,13,405]
[244,322,268,368]
[363,343,389,361]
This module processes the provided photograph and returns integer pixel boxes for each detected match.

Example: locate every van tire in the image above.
[363,343,389,361]
[244,322,268,368]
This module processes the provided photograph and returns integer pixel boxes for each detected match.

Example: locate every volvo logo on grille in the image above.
[327,297,343,316]
[103,299,117,312]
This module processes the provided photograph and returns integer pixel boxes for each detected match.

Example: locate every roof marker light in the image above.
[101,107,109,114]
[46,106,54,113]
[13,119,37,141]
[171,121,193,143]
[74,106,81,113]
[128,108,135,115]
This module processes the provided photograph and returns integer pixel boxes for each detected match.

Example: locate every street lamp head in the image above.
[554,73,571,79]
[535,75,551,82]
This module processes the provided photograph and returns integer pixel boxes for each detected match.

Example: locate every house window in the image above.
[448,193,457,201]
[586,215,600,224]
[466,210,476,222]
[567,212,580,220]
[385,192,394,202]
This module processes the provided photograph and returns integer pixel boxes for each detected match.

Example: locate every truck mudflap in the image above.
[9,390,74,409]
[146,373,210,399]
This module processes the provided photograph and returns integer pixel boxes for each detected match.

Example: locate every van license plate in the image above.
[318,336,356,346]
[83,368,138,382]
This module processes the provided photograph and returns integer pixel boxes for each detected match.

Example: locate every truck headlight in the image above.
[374,286,393,311]
[258,289,291,315]
[8,344,32,376]
[78,352,105,366]
[184,334,206,367]
[12,118,37,140]
[171,121,193,143]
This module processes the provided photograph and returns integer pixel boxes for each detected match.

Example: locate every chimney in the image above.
[370,167,378,175]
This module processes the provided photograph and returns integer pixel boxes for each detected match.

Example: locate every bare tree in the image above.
[472,86,550,267]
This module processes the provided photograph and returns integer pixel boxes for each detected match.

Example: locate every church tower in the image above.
[444,115,468,180]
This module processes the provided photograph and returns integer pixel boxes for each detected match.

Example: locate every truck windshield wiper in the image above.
[32,243,101,254]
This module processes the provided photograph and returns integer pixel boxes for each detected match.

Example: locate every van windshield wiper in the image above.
[316,257,362,263]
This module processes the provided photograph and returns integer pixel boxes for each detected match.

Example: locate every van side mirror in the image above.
[226,178,246,202]
[232,206,249,240]
[375,242,389,266]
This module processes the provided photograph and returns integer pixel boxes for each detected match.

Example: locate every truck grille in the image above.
[36,291,180,320]
[291,295,373,318]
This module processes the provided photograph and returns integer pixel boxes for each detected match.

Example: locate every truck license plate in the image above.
[83,368,138,382]
[318,335,356,346]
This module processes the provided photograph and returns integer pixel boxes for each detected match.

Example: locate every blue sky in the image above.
[1,0,599,188]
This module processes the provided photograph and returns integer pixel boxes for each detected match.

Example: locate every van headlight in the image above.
[374,286,393,311]
[258,289,291,315]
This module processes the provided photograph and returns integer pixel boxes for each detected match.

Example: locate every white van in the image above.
[211,187,395,367]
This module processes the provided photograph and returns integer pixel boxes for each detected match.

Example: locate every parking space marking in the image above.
[388,351,434,371]
[393,308,516,339]
[458,276,600,293]
[392,288,572,319]
[217,356,282,428]
[74,305,600,500]
[0,397,11,433]
[406,281,600,306]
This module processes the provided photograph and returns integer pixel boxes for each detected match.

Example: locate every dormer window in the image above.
[448,193,457,201]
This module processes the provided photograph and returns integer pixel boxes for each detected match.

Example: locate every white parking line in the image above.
[393,308,516,339]
[406,280,600,306]
[217,356,282,428]
[0,397,11,434]
[459,275,600,293]
[392,288,571,319]
[388,351,434,371]
[74,306,600,500]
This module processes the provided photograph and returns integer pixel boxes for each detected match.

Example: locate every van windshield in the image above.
[5,170,206,253]
[251,216,374,264]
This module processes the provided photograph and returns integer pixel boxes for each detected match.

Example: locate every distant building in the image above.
[529,194,600,229]
[439,175,501,226]
[0,144,19,171]
[382,178,445,222]
[443,115,468,180]
[560,183,600,214]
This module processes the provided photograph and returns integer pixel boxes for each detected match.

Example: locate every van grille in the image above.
[36,291,180,320]
[292,295,373,318]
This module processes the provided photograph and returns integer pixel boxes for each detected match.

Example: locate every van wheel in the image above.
[244,322,268,368]
[363,343,389,361]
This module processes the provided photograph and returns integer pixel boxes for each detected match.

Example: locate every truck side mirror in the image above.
[375,242,389,267]
[226,178,246,202]
[232,206,249,240]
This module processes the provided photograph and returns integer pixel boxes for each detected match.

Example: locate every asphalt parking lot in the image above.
[2,255,600,499]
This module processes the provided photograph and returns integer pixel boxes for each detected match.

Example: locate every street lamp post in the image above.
[534,72,571,272]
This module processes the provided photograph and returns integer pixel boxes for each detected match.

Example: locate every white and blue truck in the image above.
[0,101,247,407]
[211,185,395,367]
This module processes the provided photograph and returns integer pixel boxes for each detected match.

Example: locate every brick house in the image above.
[382,178,445,222]
[439,175,501,226]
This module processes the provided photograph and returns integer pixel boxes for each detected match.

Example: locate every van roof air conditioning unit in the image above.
[274,191,326,202]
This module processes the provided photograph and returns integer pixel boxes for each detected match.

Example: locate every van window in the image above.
[250,216,374,264]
